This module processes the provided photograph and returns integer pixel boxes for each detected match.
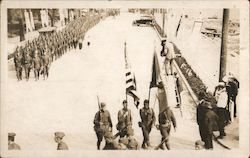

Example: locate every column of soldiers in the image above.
[93,99,177,150]
[13,12,109,81]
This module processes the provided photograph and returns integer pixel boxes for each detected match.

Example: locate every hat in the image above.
[218,82,225,87]
[8,133,16,137]
[55,132,65,139]
[127,128,134,136]
[104,132,113,138]
[144,99,149,104]
[122,100,127,104]
[100,102,106,108]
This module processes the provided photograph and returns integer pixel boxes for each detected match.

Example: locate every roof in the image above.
[38,27,57,33]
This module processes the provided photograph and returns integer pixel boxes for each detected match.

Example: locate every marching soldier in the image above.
[156,106,176,150]
[93,102,113,150]
[23,52,33,81]
[41,49,51,80]
[33,52,42,81]
[116,100,133,138]
[139,99,156,149]
[14,48,23,81]
[8,133,21,150]
[54,132,69,150]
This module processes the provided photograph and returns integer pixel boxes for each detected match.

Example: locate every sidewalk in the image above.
[153,21,239,149]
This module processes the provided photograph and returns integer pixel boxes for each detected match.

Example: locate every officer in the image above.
[54,132,69,150]
[117,100,133,138]
[8,133,21,150]
[156,106,176,150]
[139,99,156,149]
[93,102,113,150]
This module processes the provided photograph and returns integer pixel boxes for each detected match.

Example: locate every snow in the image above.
[3,12,237,151]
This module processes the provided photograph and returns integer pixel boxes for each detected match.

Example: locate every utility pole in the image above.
[219,9,230,82]
[162,9,165,37]
[19,9,25,41]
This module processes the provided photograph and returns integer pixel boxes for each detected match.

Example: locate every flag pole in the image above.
[124,42,128,103]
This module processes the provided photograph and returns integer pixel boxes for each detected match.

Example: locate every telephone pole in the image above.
[219,9,230,82]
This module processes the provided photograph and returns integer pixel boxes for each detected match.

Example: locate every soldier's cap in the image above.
[127,128,134,136]
[55,132,65,139]
[104,132,113,138]
[8,133,16,137]
[157,81,164,89]
[123,100,127,104]
[218,82,225,87]
[100,102,106,108]
[144,99,149,104]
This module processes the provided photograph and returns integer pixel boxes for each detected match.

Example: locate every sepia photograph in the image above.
[0,0,249,158]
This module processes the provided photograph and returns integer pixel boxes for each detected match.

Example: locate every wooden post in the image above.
[219,9,230,82]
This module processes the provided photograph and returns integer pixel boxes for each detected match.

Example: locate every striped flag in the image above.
[124,42,140,108]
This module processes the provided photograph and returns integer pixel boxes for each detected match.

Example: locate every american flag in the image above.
[124,42,140,108]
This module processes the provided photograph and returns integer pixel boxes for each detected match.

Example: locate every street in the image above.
[5,12,234,150]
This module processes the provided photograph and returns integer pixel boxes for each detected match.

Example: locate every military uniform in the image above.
[103,132,121,150]
[41,52,51,79]
[54,132,69,150]
[94,103,113,150]
[33,55,41,81]
[158,107,176,150]
[23,53,33,81]
[139,105,156,148]
[8,133,21,150]
[14,51,23,81]
[117,108,132,138]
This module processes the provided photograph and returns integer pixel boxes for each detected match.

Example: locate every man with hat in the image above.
[54,132,69,150]
[103,131,121,150]
[8,133,21,150]
[93,102,113,150]
[116,100,133,138]
[139,99,156,149]
[197,91,218,150]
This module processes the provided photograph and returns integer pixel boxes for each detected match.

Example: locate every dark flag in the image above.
[150,50,161,88]
[124,42,140,108]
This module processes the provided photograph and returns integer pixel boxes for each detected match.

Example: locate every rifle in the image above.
[112,126,127,140]
[154,136,169,150]
[97,95,100,109]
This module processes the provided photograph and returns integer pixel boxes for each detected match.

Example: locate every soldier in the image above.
[139,99,156,149]
[116,100,133,138]
[103,131,121,150]
[8,133,21,150]
[14,48,23,81]
[156,106,176,150]
[93,102,113,150]
[23,52,33,81]
[41,49,51,80]
[161,41,176,75]
[126,128,139,150]
[33,52,42,81]
[54,132,69,150]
